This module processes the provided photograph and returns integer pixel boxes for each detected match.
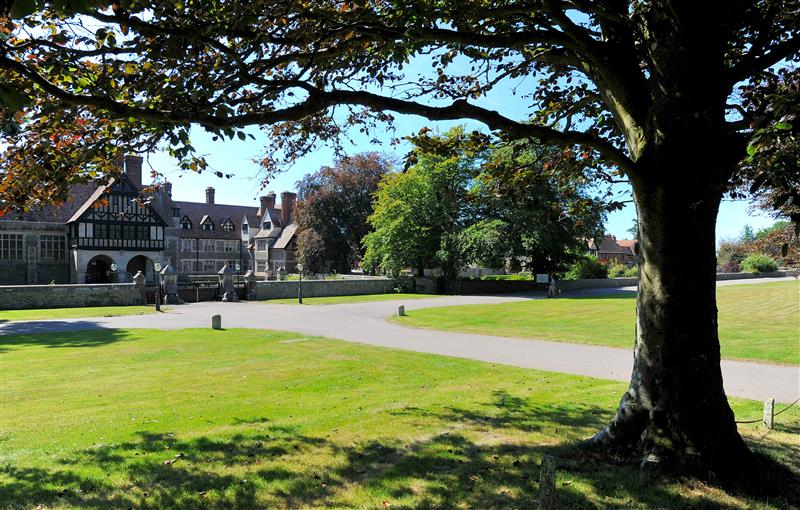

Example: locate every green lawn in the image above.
[1,328,797,509]
[262,293,440,305]
[0,305,158,321]
[392,281,800,365]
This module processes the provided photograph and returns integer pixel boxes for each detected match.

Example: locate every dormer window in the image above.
[222,218,235,232]
[200,215,215,231]
[180,216,192,230]
[242,223,249,234]
[171,207,180,218]
[262,220,271,229]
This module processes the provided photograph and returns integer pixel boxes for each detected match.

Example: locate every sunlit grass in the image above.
[392,281,800,364]
[261,293,440,305]
[1,328,797,509]
[0,305,158,321]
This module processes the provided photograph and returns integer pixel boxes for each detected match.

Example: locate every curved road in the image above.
[2,277,798,403]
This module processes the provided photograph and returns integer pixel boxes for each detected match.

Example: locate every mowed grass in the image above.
[0,305,157,321]
[392,280,800,365]
[261,293,441,305]
[1,328,798,509]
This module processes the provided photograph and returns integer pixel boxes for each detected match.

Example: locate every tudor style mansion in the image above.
[0,155,298,285]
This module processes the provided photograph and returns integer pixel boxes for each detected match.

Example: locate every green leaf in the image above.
[0,86,28,111]
[10,0,37,18]
[774,122,792,130]
[237,131,246,141]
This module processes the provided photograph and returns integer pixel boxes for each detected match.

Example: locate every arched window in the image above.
[180,215,192,230]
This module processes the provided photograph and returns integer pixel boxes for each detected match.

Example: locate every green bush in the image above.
[480,272,533,281]
[623,266,639,277]
[563,256,608,280]
[740,253,778,273]
[607,262,627,278]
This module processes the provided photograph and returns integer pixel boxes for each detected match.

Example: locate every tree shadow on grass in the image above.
[0,326,130,353]
[2,393,797,509]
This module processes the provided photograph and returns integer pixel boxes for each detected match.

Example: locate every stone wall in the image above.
[414,271,797,295]
[252,278,395,300]
[557,277,638,290]
[0,221,70,284]
[0,283,142,310]
[716,270,798,280]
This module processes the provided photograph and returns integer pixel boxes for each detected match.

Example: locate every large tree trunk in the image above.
[589,135,753,478]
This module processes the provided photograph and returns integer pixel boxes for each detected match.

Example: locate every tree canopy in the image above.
[294,152,392,273]
[1,1,797,214]
[362,131,608,277]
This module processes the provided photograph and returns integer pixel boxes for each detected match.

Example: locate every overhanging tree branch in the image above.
[727,35,800,84]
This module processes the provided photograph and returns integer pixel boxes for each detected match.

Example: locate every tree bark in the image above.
[589,138,753,478]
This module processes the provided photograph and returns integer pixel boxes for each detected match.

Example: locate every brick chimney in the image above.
[259,191,276,215]
[124,155,143,188]
[163,181,172,197]
[205,187,215,205]
[280,191,296,226]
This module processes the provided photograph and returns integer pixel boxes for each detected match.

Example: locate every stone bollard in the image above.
[398,305,406,316]
[538,455,557,510]
[211,314,222,330]
[132,271,147,305]
[763,398,775,429]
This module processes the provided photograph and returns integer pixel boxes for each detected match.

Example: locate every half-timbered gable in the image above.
[67,175,168,252]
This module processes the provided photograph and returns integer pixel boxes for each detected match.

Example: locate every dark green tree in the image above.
[364,134,607,277]
[466,143,607,274]
[363,142,477,278]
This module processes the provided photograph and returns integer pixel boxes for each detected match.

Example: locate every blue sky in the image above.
[143,55,779,244]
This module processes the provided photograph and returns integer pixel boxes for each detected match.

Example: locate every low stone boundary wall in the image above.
[0,283,142,310]
[558,278,638,291]
[253,278,395,300]
[414,270,797,295]
[716,270,797,280]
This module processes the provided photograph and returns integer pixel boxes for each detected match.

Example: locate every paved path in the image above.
[2,277,798,403]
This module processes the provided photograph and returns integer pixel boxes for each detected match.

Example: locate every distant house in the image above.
[588,235,638,265]
[0,154,299,284]
[247,191,299,278]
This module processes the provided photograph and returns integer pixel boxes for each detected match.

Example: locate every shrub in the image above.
[623,266,639,277]
[607,262,627,278]
[563,256,607,280]
[718,260,741,273]
[740,253,778,273]
[394,274,416,293]
[480,272,533,281]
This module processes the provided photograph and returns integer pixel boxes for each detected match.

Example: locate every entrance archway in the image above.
[126,255,154,282]
[86,255,113,284]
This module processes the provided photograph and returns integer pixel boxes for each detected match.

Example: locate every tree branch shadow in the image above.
[0,326,129,353]
[3,392,797,509]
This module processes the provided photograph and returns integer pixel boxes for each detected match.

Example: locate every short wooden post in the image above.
[211,314,222,330]
[538,454,556,510]
[763,398,774,429]
[398,305,405,316]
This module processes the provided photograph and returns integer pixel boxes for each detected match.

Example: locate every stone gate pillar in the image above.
[160,260,184,304]
[218,262,238,302]
[132,271,146,305]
